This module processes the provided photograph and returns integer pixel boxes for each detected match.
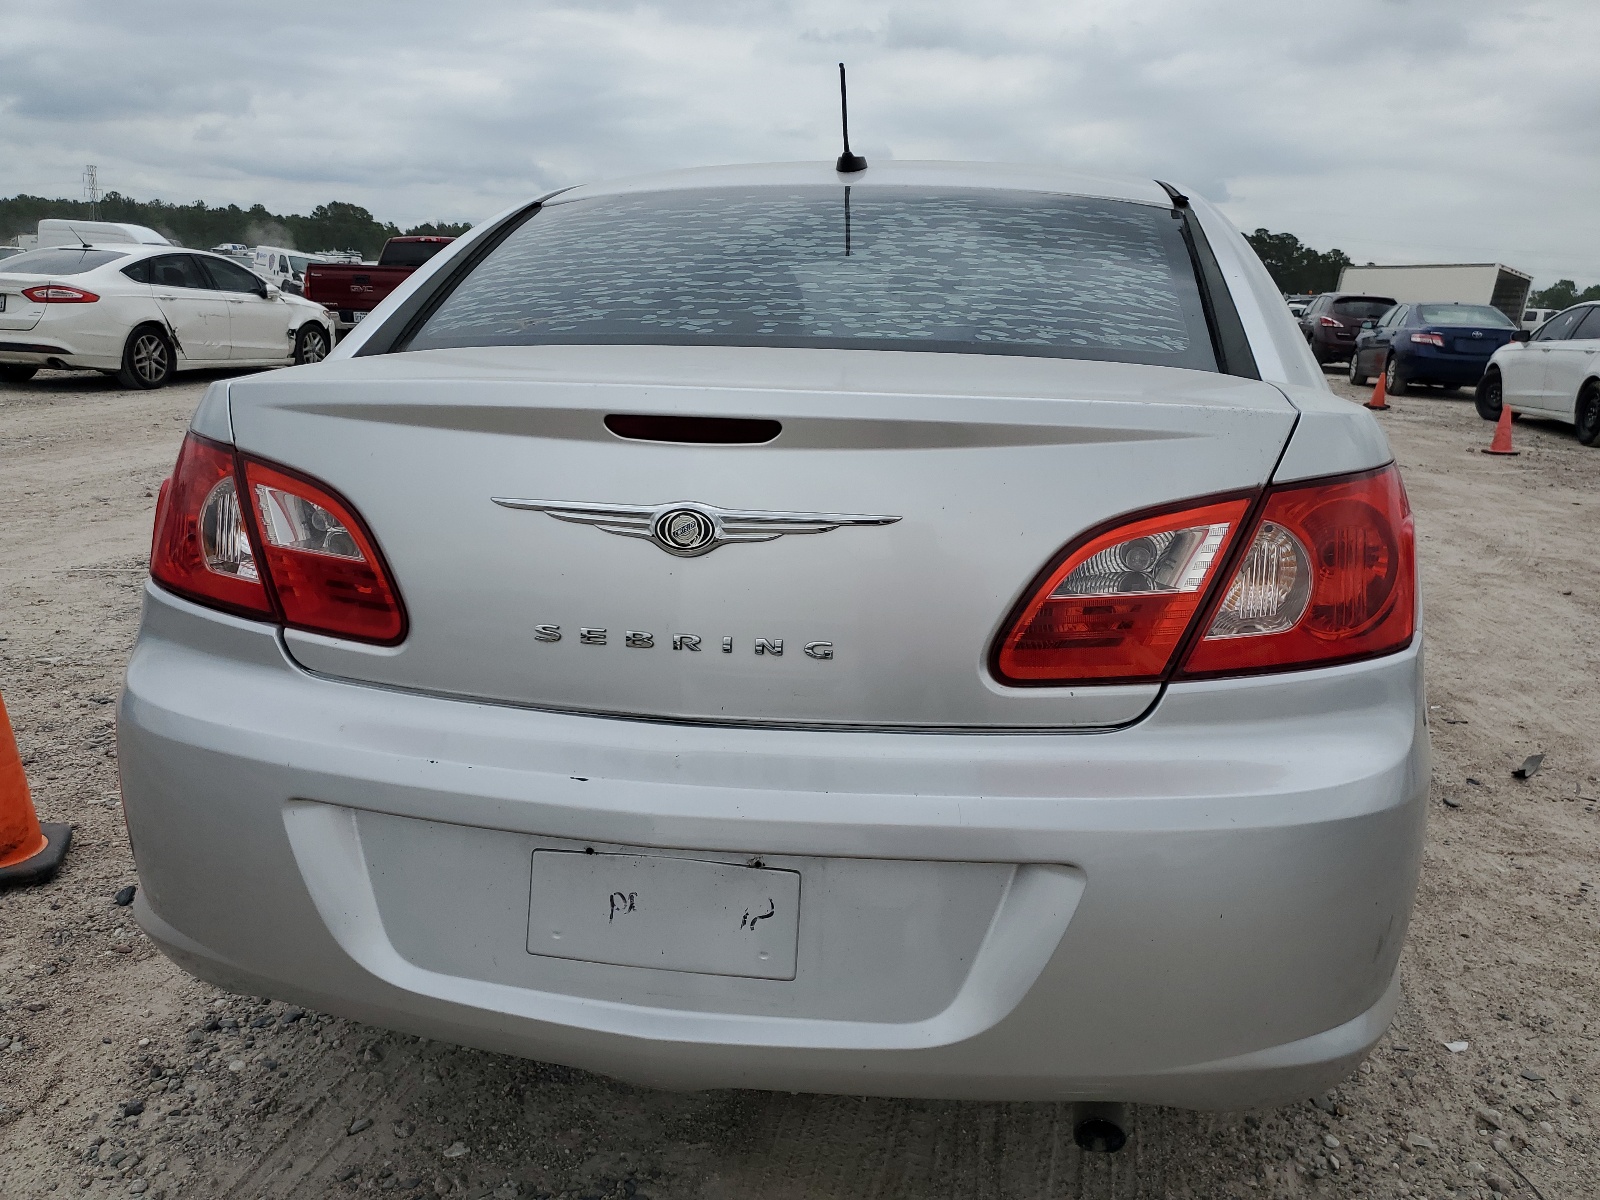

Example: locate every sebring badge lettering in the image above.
[533,625,834,660]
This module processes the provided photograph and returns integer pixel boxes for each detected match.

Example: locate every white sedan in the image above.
[0,244,336,388]
[1477,301,1600,444]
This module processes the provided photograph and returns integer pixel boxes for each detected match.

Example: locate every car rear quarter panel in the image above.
[1270,382,1394,481]
[47,271,158,366]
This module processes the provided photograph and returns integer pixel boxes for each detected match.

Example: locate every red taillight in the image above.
[241,459,406,644]
[22,284,100,303]
[1179,466,1414,678]
[150,434,274,619]
[149,432,406,644]
[1318,315,1343,328]
[992,465,1415,686]
[1410,332,1444,347]
[993,497,1252,684]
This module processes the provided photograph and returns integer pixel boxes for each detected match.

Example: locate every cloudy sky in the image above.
[3,0,1598,285]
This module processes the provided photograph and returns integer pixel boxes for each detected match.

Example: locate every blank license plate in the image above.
[527,850,800,979]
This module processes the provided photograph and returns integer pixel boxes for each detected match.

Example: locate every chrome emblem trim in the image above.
[491,497,901,557]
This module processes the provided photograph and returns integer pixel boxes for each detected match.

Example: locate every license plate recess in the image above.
[527,850,800,980]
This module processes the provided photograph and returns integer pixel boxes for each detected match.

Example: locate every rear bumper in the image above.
[332,308,370,332]
[119,584,1429,1107]
[298,295,371,332]
[0,338,118,370]
[1309,330,1357,360]
[1398,348,1492,385]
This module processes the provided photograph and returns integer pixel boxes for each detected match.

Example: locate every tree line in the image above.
[1527,278,1600,310]
[1244,229,1352,296]
[0,194,471,260]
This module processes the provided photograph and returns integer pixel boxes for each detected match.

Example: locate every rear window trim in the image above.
[356,196,561,357]
[1157,182,1258,380]
[376,184,1239,373]
[1412,303,1516,329]
[380,240,453,268]
[0,247,131,277]
[1331,296,1397,311]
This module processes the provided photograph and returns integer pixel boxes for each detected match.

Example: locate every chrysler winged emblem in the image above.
[491,496,901,557]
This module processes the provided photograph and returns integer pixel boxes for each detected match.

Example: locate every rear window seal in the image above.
[1157,182,1259,380]
[356,195,563,357]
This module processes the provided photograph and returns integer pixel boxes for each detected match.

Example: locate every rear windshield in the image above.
[1415,304,1514,328]
[1330,297,1396,320]
[382,240,450,268]
[404,187,1219,371]
[0,248,129,276]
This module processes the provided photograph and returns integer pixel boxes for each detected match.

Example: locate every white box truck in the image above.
[1336,263,1532,322]
[36,219,171,248]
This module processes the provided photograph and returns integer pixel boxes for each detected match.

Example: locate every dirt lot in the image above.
[1,365,1597,1199]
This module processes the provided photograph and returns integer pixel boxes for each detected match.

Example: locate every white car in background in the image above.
[0,245,335,387]
[1478,301,1600,445]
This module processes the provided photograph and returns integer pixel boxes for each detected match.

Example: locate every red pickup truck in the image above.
[303,236,454,337]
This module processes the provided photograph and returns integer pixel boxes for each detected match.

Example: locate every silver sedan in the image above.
[118,161,1426,1116]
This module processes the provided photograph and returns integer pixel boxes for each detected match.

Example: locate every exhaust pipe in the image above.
[1072,1102,1128,1153]
[46,358,71,371]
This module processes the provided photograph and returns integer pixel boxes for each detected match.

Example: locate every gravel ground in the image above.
[1,365,1597,1199]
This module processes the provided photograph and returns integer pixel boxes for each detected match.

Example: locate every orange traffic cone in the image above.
[1364,370,1390,411]
[0,691,71,888]
[1482,402,1518,456]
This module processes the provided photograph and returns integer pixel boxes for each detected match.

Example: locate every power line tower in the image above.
[83,164,101,220]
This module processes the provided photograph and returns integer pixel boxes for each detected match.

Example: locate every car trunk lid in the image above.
[0,274,51,332]
[1444,329,1511,355]
[227,345,1297,730]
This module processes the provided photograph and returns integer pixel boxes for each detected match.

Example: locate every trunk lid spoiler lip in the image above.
[245,344,1299,411]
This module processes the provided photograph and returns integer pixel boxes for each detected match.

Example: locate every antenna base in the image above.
[835,151,868,174]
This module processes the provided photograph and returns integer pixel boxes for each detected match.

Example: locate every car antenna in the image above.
[835,63,867,174]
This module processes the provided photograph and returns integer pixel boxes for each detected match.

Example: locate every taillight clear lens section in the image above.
[150,434,273,617]
[992,465,1416,687]
[148,433,405,644]
[1180,466,1414,677]
[242,460,406,644]
[200,477,259,581]
[253,485,362,560]
[1410,332,1444,347]
[1204,522,1310,638]
[21,285,99,303]
[993,499,1250,684]
[1054,522,1231,598]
